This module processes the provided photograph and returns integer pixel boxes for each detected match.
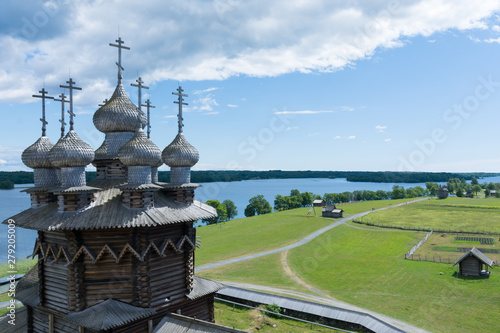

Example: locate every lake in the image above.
[2,176,500,262]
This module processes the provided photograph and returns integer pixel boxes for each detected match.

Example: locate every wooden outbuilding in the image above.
[313,199,326,207]
[438,185,448,199]
[454,247,494,277]
[322,205,344,218]
[465,185,472,198]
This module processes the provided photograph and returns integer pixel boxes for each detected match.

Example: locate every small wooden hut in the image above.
[465,186,472,198]
[438,185,448,199]
[313,199,326,207]
[454,247,494,277]
[322,205,344,218]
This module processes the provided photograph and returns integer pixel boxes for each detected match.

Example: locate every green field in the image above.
[356,197,500,234]
[196,198,419,266]
[198,198,500,333]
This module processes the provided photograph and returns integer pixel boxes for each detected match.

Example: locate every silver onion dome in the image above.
[118,128,162,166]
[162,133,199,167]
[93,83,147,133]
[49,130,95,168]
[22,136,55,169]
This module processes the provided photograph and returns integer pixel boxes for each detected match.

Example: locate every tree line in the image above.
[2,170,496,185]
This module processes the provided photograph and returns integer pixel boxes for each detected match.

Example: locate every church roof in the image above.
[118,128,162,166]
[14,264,40,307]
[21,136,55,169]
[162,133,199,167]
[48,130,94,168]
[93,82,146,133]
[64,298,155,331]
[187,276,226,300]
[5,179,216,231]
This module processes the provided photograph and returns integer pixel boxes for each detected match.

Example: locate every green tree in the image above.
[471,177,478,185]
[485,188,490,197]
[202,200,227,225]
[391,185,406,199]
[472,184,482,196]
[274,194,289,211]
[244,195,272,217]
[301,192,314,207]
[222,199,238,220]
[0,180,14,190]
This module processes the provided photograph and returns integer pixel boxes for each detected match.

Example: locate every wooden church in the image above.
[1,38,243,333]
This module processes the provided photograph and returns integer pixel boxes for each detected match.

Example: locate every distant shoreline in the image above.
[1,170,498,185]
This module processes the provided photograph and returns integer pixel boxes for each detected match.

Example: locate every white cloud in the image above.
[308,132,321,136]
[384,138,392,142]
[194,87,218,94]
[274,110,334,115]
[492,25,500,32]
[0,0,497,105]
[204,111,219,115]
[484,37,500,43]
[348,135,356,140]
[227,104,238,108]
[163,115,176,118]
[339,106,355,111]
[334,135,341,140]
[286,126,298,131]
[375,125,387,132]
[0,159,7,164]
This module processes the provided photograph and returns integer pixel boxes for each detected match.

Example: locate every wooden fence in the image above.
[405,231,432,259]
[352,219,500,236]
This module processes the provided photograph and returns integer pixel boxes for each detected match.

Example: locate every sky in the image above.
[1,0,500,173]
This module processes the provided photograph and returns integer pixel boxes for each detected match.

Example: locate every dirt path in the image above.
[280,250,331,298]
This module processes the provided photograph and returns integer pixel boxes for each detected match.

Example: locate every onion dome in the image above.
[118,128,161,166]
[22,136,55,169]
[93,83,147,133]
[162,133,199,167]
[49,130,95,168]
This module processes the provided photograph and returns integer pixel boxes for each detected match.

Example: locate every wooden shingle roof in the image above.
[64,299,155,331]
[153,313,248,333]
[454,247,494,267]
[4,179,216,231]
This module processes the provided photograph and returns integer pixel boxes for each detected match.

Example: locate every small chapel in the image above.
[1,38,244,333]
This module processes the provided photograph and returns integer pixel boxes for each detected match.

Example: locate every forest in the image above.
[0,170,497,185]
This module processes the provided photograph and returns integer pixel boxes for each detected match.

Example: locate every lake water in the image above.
[2,176,500,262]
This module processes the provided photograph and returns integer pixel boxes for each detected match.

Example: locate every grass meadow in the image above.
[196,198,418,267]
[358,196,500,234]
[199,197,500,333]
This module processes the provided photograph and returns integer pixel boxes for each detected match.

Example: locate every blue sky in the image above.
[1,0,500,172]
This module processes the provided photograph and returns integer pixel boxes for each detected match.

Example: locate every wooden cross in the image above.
[172,86,188,133]
[109,37,130,72]
[54,93,69,138]
[98,98,109,107]
[141,99,155,138]
[60,78,82,131]
[130,77,149,112]
[32,88,54,137]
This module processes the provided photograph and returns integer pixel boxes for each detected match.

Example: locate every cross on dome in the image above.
[131,76,149,112]
[109,37,130,80]
[60,78,82,131]
[32,88,54,137]
[54,93,69,138]
[141,99,155,138]
[173,86,188,134]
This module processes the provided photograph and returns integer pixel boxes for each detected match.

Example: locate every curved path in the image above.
[196,198,426,272]
[196,198,429,333]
